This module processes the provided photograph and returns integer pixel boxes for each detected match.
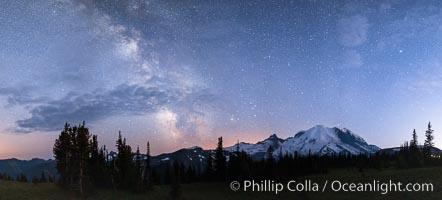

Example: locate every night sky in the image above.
[1,0,442,159]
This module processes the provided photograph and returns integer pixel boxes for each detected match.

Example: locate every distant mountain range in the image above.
[1,125,439,181]
[0,158,56,180]
[378,145,442,155]
[225,125,380,160]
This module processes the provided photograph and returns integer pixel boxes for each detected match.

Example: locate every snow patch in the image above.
[161,157,170,161]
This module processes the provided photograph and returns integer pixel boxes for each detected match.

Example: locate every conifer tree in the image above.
[142,141,153,190]
[409,128,421,167]
[54,122,106,193]
[97,145,111,188]
[114,131,124,188]
[114,132,133,189]
[424,122,434,158]
[53,123,72,187]
[410,129,418,150]
[214,137,226,181]
[88,135,100,186]
[135,146,143,192]
[76,122,91,195]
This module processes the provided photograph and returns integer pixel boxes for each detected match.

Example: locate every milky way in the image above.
[1,0,442,158]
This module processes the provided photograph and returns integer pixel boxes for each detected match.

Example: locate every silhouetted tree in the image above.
[134,146,143,192]
[114,131,134,190]
[88,136,111,188]
[214,137,226,181]
[424,122,434,158]
[410,129,418,150]
[54,122,104,194]
[53,123,72,187]
[142,141,153,191]
[75,122,92,195]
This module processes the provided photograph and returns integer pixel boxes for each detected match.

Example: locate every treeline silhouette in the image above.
[53,122,153,195]
[50,121,442,198]
[0,171,54,184]
[221,122,442,183]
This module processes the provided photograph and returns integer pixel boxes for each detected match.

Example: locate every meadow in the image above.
[0,167,440,200]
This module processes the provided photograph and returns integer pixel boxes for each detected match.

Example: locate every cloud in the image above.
[336,14,368,69]
[1,0,222,142]
[0,87,49,107]
[337,15,369,47]
[13,83,219,134]
[13,84,172,133]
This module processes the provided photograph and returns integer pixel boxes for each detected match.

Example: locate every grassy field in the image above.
[0,167,440,200]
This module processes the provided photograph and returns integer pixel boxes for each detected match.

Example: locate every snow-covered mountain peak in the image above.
[295,125,339,142]
[225,125,380,160]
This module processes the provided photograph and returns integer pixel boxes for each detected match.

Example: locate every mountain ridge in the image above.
[225,125,380,160]
[0,125,414,181]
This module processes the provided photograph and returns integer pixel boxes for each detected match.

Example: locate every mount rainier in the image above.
[225,125,380,160]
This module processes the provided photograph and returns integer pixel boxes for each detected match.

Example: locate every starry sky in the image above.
[1,0,442,159]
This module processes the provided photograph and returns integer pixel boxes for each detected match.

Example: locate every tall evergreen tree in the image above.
[214,137,226,181]
[424,122,434,158]
[53,123,72,187]
[114,131,124,188]
[410,129,418,150]
[75,122,92,195]
[114,132,133,189]
[98,145,112,188]
[142,141,153,190]
[88,135,100,186]
[135,146,143,192]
